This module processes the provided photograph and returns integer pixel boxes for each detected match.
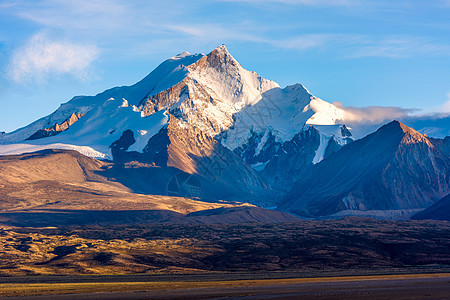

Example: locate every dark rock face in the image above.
[430,136,450,156]
[341,124,352,138]
[260,125,352,193]
[233,130,280,166]
[413,194,450,221]
[324,137,342,158]
[230,125,352,195]
[110,129,138,163]
[261,126,320,192]
[142,126,170,166]
[26,113,85,140]
[279,121,450,218]
[110,130,135,151]
[139,81,189,116]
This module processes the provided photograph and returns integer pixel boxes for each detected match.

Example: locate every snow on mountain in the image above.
[187,45,279,107]
[0,143,107,159]
[221,83,351,168]
[0,45,350,171]
[138,44,279,138]
[0,97,168,160]
[0,51,202,145]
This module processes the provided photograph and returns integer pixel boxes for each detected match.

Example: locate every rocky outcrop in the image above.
[279,121,450,218]
[232,130,281,166]
[26,113,85,140]
[139,81,189,116]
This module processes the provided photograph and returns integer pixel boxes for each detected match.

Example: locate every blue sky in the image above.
[1,0,450,132]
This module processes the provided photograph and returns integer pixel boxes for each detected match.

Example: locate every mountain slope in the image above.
[0,149,298,225]
[412,194,450,221]
[0,149,216,212]
[279,121,450,218]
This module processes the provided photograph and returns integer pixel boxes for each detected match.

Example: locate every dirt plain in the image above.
[1,273,450,299]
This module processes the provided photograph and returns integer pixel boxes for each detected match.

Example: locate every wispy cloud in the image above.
[350,37,450,58]
[270,34,450,58]
[166,23,265,43]
[220,0,358,6]
[333,101,416,124]
[13,0,127,30]
[272,34,365,52]
[331,102,427,138]
[6,31,99,83]
[4,0,450,61]
[276,34,335,50]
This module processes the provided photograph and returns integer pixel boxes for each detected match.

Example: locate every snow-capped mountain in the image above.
[0,45,351,196]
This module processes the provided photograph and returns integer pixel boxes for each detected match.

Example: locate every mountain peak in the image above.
[374,120,432,148]
[205,44,239,69]
[378,120,416,134]
[213,44,229,54]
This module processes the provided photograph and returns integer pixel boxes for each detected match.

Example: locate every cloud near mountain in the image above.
[7,31,99,83]
[332,101,416,124]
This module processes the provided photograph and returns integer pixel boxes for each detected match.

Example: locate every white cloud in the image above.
[329,102,424,138]
[333,101,416,124]
[7,32,99,83]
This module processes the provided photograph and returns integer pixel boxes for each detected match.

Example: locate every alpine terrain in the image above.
[280,121,450,219]
[0,45,449,220]
[0,45,353,206]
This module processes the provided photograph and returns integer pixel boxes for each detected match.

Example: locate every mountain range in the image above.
[0,45,449,221]
[280,120,449,219]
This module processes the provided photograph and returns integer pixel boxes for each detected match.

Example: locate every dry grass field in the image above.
[1,218,450,276]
